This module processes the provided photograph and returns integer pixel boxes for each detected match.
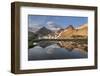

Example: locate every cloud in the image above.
[29,23,42,28]
[46,21,61,31]
[28,23,42,33]
[46,21,54,25]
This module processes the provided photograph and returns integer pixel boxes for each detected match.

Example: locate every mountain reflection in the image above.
[28,44,87,61]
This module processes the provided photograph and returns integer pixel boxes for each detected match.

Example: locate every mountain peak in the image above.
[36,26,52,36]
[40,26,48,30]
[66,25,74,30]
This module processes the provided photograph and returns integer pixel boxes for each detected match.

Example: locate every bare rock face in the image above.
[58,24,88,39]
[73,24,88,37]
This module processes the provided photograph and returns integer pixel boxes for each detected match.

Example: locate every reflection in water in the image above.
[28,44,87,61]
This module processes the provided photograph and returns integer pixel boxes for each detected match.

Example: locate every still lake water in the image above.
[28,44,87,61]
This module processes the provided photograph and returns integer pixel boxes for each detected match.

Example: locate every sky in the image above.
[28,15,88,28]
